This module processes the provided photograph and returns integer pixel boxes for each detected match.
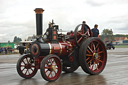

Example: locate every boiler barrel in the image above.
[30,42,68,58]
[30,42,50,57]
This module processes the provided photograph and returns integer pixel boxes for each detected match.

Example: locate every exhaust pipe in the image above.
[34,8,44,37]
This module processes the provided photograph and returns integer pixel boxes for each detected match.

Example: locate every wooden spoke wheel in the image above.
[79,37,107,75]
[63,65,79,73]
[40,54,62,82]
[74,24,92,47]
[17,54,38,79]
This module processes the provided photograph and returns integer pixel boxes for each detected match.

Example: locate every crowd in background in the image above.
[0,47,13,54]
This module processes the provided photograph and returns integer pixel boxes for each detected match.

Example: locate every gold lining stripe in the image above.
[59,43,62,54]
[48,43,52,54]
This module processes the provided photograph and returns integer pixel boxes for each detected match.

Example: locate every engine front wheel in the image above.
[17,54,38,79]
[40,54,62,82]
[79,37,107,75]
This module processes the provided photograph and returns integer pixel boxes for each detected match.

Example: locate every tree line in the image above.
[100,29,128,41]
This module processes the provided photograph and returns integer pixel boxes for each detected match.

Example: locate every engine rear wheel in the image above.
[40,54,62,82]
[17,54,38,78]
[79,37,107,75]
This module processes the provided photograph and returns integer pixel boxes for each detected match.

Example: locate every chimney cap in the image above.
[34,8,44,14]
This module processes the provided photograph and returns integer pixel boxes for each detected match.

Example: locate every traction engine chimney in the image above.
[34,8,44,37]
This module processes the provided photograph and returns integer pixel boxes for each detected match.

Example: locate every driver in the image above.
[81,21,88,33]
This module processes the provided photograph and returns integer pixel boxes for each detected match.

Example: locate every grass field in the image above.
[114,45,128,48]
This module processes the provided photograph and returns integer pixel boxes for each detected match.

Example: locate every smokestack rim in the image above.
[34,8,44,14]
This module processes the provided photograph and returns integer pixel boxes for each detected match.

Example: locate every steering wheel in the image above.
[74,24,92,47]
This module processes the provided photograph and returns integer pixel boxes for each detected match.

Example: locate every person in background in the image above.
[91,24,99,37]
[0,47,2,53]
[4,47,7,54]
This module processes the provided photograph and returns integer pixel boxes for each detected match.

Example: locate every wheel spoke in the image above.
[31,65,36,68]
[45,66,50,69]
[21,65,25,67]
[25,69,28,75]
[56,67,58,69]
[92,62,95,70]
[97,59,103,63]
[96,66,99,70]
[97,48,100,52]
[77,37,83,43]
[87,59,93,64]
[51,72,53,78]
[90,42,94,50]
[28,69,30,75]
[53,70,56,74]
[26,58,29,64]
[21,67,25,71]
[86,57,90,61]
[48,71,52,77]
[77,32,82,36]
[50,58,53,65]
[98,51,103,54]
[52,63,57,66]
[22,60,26,65]
[89,63,92,69]
[86,54,93,57]
[88,46,93,53]
[51,59,55,65]
[98,56,101,58]
[87,49,91,54]
[31,68,34,71]
[45,69,49,73]
[95,43,100,49]
[93,43,96,51]
[95,60,99,70]
[84,30,89,35]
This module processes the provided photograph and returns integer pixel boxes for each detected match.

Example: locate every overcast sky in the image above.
[0,0,128,42]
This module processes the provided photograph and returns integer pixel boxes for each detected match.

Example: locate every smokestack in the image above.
[34,8,44,36]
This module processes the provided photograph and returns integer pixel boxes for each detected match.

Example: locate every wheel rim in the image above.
[20,56,37,77]
[85,40,106,73]
[44,57,61,80]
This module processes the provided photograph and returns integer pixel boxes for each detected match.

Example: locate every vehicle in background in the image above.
[105,41,115,50]
[18,41,32,55]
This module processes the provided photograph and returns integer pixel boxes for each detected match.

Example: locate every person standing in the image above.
[91,24,99,37]
[81,21,88,33]
[4,47,7,54]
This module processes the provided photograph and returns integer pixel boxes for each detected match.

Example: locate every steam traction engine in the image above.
[17,8,107,82]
